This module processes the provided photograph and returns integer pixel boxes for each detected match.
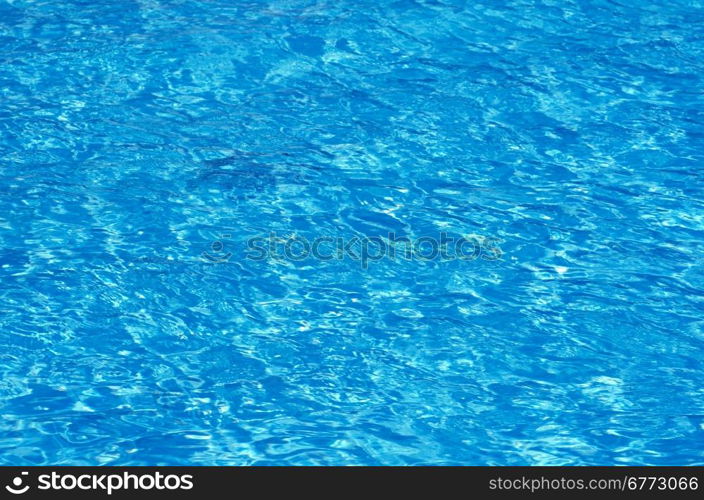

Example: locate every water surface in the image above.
[1,0,703,465]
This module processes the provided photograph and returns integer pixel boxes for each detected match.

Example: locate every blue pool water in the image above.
[1,0,703,466]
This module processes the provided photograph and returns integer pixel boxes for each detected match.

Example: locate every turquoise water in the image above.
[1,0,703,465]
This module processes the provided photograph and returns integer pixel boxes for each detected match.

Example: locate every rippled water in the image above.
[1,0,703,465]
